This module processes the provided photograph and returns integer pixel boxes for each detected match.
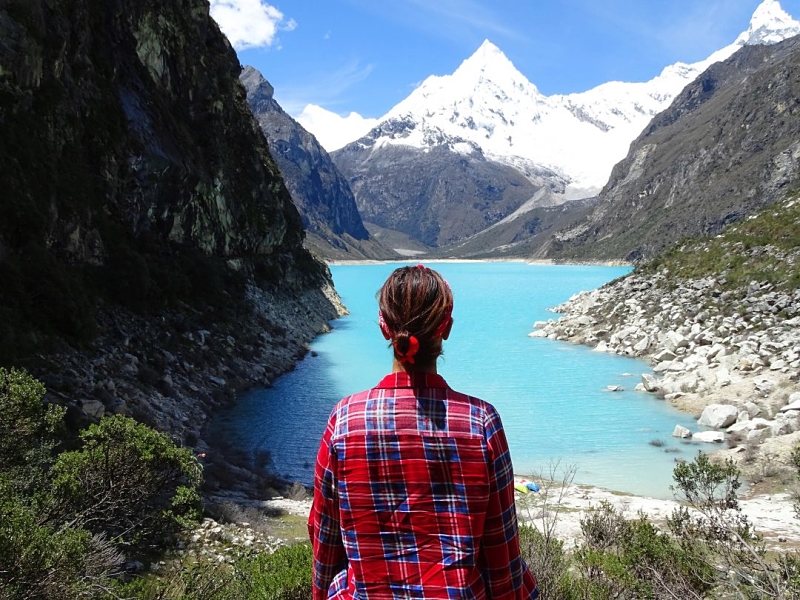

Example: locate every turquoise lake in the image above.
[215,262,704,499]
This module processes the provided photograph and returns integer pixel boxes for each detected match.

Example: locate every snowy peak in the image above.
[452,40,536,86]
[736,0,800,45]
[449,39,541,97]
[319,1,800,197]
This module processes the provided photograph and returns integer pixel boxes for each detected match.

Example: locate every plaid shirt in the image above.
[308,372,538,599]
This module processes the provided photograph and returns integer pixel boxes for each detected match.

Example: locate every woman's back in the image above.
[309,266,538,599]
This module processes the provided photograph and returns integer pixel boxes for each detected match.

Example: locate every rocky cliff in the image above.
[545,35,800,262]
[0,0,343,447]
[240,66,393,260]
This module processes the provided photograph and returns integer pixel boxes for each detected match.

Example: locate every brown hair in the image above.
[377,265,453,370]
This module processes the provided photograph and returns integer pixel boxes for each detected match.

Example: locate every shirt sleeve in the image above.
[481,404,539,599]
[308,409,348,600]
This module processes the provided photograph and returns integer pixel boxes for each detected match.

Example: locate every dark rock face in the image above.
[0,0,342,442]
[548,35,800,262]
[1,0,302,260]
[240,66,392,259]
[332,121,561,247]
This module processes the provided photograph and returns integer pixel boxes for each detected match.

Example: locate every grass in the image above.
[639,191,800,292]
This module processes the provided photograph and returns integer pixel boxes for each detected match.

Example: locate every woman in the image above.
[308,264,538,599]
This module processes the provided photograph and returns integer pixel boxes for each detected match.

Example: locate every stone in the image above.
[715,368,732,387]
[672,425,692,438]
[664,331,688,352]
[693,431,725,443]
[697,404,739,429]
[727,421,753,434]
[653,349,677,363]
[80,399,106,420]
[594,340,609,353]
[746,428,772,442]
[653,361,673,373]
[744,402,762,417]
[771,421,793,436]
[634,336,651,352]
[533,321,548,329]
[707,343,727,360]
[641,373,660,392]
[754,378,776,394]
[782,399,800,413]
[606,385,624,392]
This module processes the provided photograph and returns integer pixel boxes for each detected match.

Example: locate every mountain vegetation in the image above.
[640,191,800,292]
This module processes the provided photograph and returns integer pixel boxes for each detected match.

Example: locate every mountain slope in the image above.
[240,66,394,260]
[327,1,800,254]
[0,0,342,439]
[544,35,800,262]
[325,1,800,198]
[332,121,563,247]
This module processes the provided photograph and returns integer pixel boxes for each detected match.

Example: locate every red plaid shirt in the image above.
[308,372,538,599]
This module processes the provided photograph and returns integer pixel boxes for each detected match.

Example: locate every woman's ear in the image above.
[442,317,453,340]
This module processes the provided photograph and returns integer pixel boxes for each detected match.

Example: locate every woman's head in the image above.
[377,265,454,370]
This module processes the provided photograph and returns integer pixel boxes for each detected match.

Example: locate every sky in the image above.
[210,0,800,119]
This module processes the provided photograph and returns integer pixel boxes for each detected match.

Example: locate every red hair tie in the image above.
[395,335,420,364]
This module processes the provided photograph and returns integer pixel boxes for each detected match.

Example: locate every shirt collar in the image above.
[376,372,449,389]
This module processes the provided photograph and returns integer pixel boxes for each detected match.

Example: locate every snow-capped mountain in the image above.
[312,0,800,198]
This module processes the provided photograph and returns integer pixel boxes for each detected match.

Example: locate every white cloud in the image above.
[209,0,291,50]
[276,59,376,115]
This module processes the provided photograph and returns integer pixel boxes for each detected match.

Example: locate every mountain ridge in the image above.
[542,34,800,262]
[240,66,393,260]
[324,0,800,254]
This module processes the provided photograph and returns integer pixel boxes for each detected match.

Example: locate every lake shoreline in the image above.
[212,262,800,552]
[325,257,633,267]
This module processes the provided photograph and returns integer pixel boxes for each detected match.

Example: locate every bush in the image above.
[0,478,116,600]
[114,544,313,600]
[50,415,203,548]
[0,367,64,489]
[237,543,313,600]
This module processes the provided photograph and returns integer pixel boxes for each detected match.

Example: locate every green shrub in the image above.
[237,543,313,600]
[113,544,312,600]
[0,478,111,600]
[50,415,202,548]
[0,367,64,486]
[518,524,577,600]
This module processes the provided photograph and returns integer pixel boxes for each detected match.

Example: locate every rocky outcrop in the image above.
[530,196,800,448]
[532,270,800,441]
[0,1,344,446]
[547,35,800,262]
[240,66,392,260]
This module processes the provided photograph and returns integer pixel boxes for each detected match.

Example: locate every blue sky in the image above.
[211,0,800,118]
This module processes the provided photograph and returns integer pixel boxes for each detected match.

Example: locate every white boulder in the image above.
[672,425,692,438]
[641,373,660,392]
[697,404,739,429]
[780,399,800,413]
[693,431,725,443]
